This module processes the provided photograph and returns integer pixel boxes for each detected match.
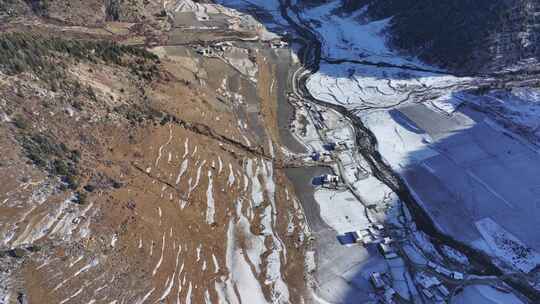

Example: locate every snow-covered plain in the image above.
[361,109,438,170]
[452,285,525,304]
[307,63,469,111]
[314,189,370,234]
[476,218,540,273]
[462,88,540,144]
[281,4,540,304]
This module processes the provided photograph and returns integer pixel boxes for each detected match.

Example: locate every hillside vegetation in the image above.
[339,0,539,74]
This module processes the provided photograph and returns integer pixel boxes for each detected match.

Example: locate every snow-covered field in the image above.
[361,109,438,170]
[314,189,370,234]
[300,1,387,60]
[452,285,525,304]
[396,105,540,272]
[307,1,540,303]
[476,218,540,273]
[307,63,469,111]
[463,88,540,145]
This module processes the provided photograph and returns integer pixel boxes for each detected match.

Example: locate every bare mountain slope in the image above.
[0,1,310,303]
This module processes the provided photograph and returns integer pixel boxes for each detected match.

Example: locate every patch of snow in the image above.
[227,163,236,187]
[476,218,540,273]
[185,282,193,304]
[182,138,189,159]
[152,233,166,276]
[452,284,524,304]
[221,217,269,304]
[300,2,396,62]
[135,288,155,304]
[188,160,206,196]
[206,170,216,225]
[212,254,220,274]
[307,63,466,109]
[305,251,316,274]
[59,287,84,304]
[362,110,438,170]
[155,126,173,167]
[314,189,370,234]
[218,156,223,174]
[176,159,189,184]
[441,245,470,266]
[110,233,118,248]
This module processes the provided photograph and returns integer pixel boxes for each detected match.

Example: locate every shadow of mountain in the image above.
[398,102,540,265]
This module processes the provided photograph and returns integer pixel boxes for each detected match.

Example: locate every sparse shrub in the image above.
[53,159,69,176]
[12,115,29,130]
[74,191,87,204]
[86,86,97,101]
[7,248,26,258]
[0,32,160,87]
[112,180,122,189]
[63,174,79,190]
[20,133,80,190]
[70,149,81,163]
[26,245,41,252]
[83,184,95,192]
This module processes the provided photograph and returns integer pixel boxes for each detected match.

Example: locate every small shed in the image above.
[323,142,336,151]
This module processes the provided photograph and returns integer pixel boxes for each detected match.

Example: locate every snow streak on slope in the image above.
[205,170,215,225]
[219,216,269,304]
[215,158,290,304]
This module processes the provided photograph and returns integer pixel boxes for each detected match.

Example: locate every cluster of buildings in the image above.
[369,272,397,304]
[427,261,464,280]
[312,174,340,189]
[344,224,401,259]
[194,41,233,57]
[309,151,332,163]
[195,38,287,57]
[305,104,353,151]
[415,272,451,302]
[269,38,289,49]
[370,269,457,303]
[352,224,400,260]
[369,266,458,303]
[358,223,466,303]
